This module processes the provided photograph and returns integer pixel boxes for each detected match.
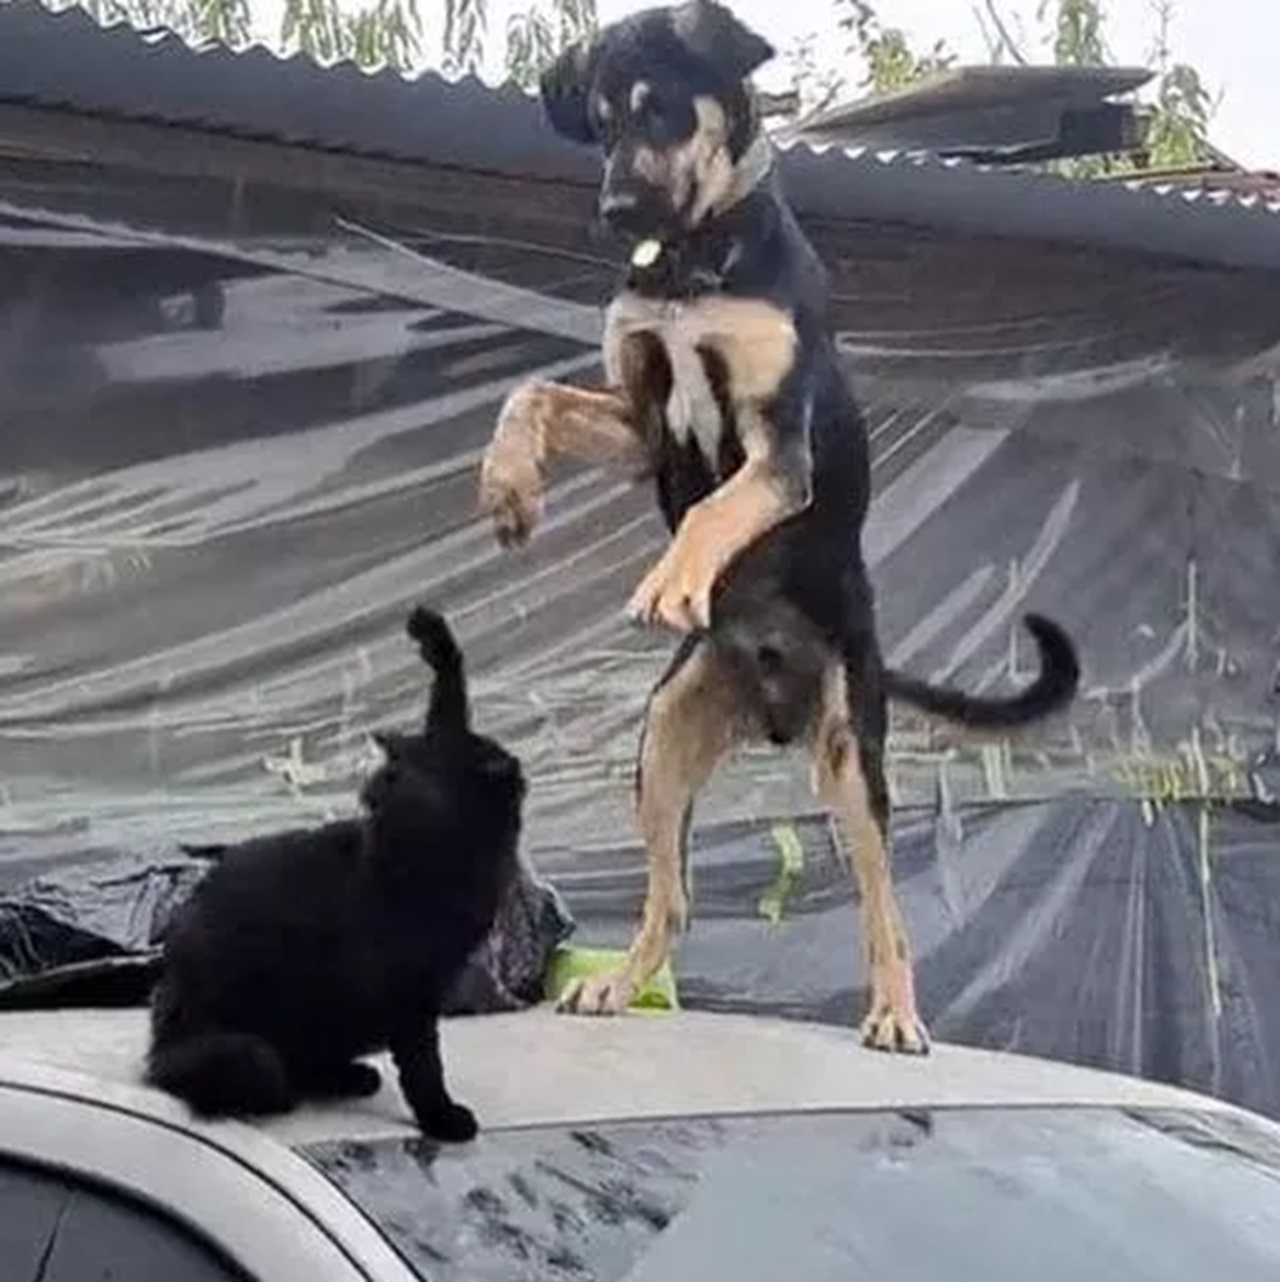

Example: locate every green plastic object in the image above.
[543,945,680,1013]
[758,821,806,925]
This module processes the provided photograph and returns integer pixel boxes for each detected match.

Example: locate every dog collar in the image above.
[631,238,663,269]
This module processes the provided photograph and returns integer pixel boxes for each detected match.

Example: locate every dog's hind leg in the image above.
[559,636,750,1016]
[146,1030,298,1117]
[810,652,930,1055]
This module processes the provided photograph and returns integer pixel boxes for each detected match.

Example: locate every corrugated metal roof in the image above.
[791,64,1153,136]
[1,1,1280,272]
[0,1,574,175]
[1106,165,1280,204]
[784,64,1150,165]
[773,137,1280,270]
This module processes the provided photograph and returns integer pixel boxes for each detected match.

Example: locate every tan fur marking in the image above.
[810,666,929,1053]
[688,296,798,403]
[558,642,750,1015]
[606,293,804,630]
[631,144,669,187]
[605,293,797,407]
[682,97,735,224]
[631,97,734,227]
[479,381,648,546]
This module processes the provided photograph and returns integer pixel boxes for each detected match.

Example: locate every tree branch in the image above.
[981,0,1028,64]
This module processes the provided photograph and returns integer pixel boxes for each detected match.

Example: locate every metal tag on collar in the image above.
[631,238,663,269]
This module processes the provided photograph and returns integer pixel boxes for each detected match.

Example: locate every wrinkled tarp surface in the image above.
[1,147,1279,1117]
[0,848,575,1015]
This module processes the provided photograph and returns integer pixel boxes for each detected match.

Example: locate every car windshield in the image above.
[300,1104,1280,1281]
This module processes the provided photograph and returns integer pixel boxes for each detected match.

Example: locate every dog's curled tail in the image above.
[407,604,470,732]
[883,613,1079,729]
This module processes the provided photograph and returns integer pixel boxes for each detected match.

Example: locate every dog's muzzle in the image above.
[598,186,675,239]
[598,150,676,237]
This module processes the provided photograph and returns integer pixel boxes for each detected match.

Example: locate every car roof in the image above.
[0,1006,1259,1148]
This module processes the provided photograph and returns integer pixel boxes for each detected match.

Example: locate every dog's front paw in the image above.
[419,1100,479,1143]
[479,396,546,548]
[480,454,543,548]
[626,543,718,633]
[556,971,635,1016]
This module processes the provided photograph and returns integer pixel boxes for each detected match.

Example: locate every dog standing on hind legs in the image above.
[479,0,1081,1052]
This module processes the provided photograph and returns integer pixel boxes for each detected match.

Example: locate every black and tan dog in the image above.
[479,0,1079,1052]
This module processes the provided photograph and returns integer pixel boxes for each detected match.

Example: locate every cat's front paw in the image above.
[419,1100,479,1143]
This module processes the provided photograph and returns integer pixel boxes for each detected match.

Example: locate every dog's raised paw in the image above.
[556,973,634,1017]
[480,469,543,547]
[479,433,544,547]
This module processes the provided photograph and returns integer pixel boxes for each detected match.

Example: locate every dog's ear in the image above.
[672,0,775,80]
[539,39,597,144]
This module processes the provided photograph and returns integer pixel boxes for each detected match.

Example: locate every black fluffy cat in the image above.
[145,605,525,1142]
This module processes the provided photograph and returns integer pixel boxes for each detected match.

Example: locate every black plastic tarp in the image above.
[0,845,574,1016]
[1,62,1280,1119]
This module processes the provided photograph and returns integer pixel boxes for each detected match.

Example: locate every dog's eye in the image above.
[642,95,694,146]
[639,92,664,122]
